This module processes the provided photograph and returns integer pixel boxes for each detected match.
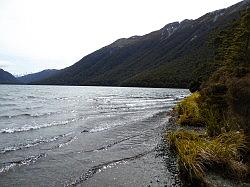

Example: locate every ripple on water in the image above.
[0,132,73,154]
[0,153,46,174]
[0,120,71,134]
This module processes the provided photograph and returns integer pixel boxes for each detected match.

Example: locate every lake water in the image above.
[0,85,189,186]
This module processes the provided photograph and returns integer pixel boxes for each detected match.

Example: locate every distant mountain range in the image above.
[0,69,58,84]
[17,69,59,84]
[0,69,20,84]
[35,0,249,88]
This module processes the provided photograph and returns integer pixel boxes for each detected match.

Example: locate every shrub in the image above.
[228,74,250,133]
[201,83,228,110]
[189,78,202,93]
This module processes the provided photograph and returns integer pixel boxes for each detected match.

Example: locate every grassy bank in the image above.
[164,9,249,186]
[166,92,248,185]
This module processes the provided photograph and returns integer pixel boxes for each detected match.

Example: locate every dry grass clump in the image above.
[175,92,235,136]
[202,108,230,137]
[166,130,247,181]
[175,92,204,126]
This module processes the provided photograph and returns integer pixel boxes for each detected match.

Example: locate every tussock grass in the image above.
[166,130,247,181]
[176,92,236,136]
[175,92,204,126]
[202,108,227,137]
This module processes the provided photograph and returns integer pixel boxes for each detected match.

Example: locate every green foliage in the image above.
[227,74,250,133]
[201,83,228,112]
[189,78,202,93]
[200,8,250,134]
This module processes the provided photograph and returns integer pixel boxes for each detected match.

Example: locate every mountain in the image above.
[37,0,250,88]
[0,69,20,84]
[17,69,59,84]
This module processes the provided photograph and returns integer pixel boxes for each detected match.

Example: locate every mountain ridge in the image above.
[18,69,59,84]
[0,69,20,84]
[35,0,249,88]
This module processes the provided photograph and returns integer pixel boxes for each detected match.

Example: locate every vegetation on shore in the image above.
[166,8,250,186]
[167,130,247,183]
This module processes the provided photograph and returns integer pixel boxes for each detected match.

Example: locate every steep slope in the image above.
[0,69,19,84]
[37,0,249,88]
[17,69,59,84]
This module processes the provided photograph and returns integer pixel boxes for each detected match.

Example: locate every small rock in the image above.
[81,129,89,133]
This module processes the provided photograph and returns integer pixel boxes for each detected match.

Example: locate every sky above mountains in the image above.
[0,0,241,75]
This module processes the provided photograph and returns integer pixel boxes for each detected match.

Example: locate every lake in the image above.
[0,85,189,186]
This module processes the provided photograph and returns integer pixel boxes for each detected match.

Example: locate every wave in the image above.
[0,97,14,101]
[0,120,71,134]
[84,134,140,153]
[89,126,110,133]
[0,153,45,174]
[174,94,189,100]
[0,103,16,107]
[19,95,39,100]
[65,148,156,186]
[0,111,57,119]
[89,110,166,133]
[26,95,36,99]
[55,97,70,100]
[0,132,72,154]
[57,136,77,148]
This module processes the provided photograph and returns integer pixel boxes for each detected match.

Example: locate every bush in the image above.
[228,74,250,133]
[201,83,228,110]
[189,78,202,93]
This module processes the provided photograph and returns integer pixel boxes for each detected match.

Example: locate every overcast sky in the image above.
[0,0,241,75]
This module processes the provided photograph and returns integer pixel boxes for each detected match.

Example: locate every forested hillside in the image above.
[18,69,59,84]
[36,0,249,88]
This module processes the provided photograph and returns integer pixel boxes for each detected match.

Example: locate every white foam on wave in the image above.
[0,111,57,119]
[0,153,45,174]
[89,110,163,133]
[88,120,126,133]
[58,136,77,148]
[175,94,190,100]
[0,120,70,134]
[0,163,16,173]
[0,132,72,154]
[90,126,110,133]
